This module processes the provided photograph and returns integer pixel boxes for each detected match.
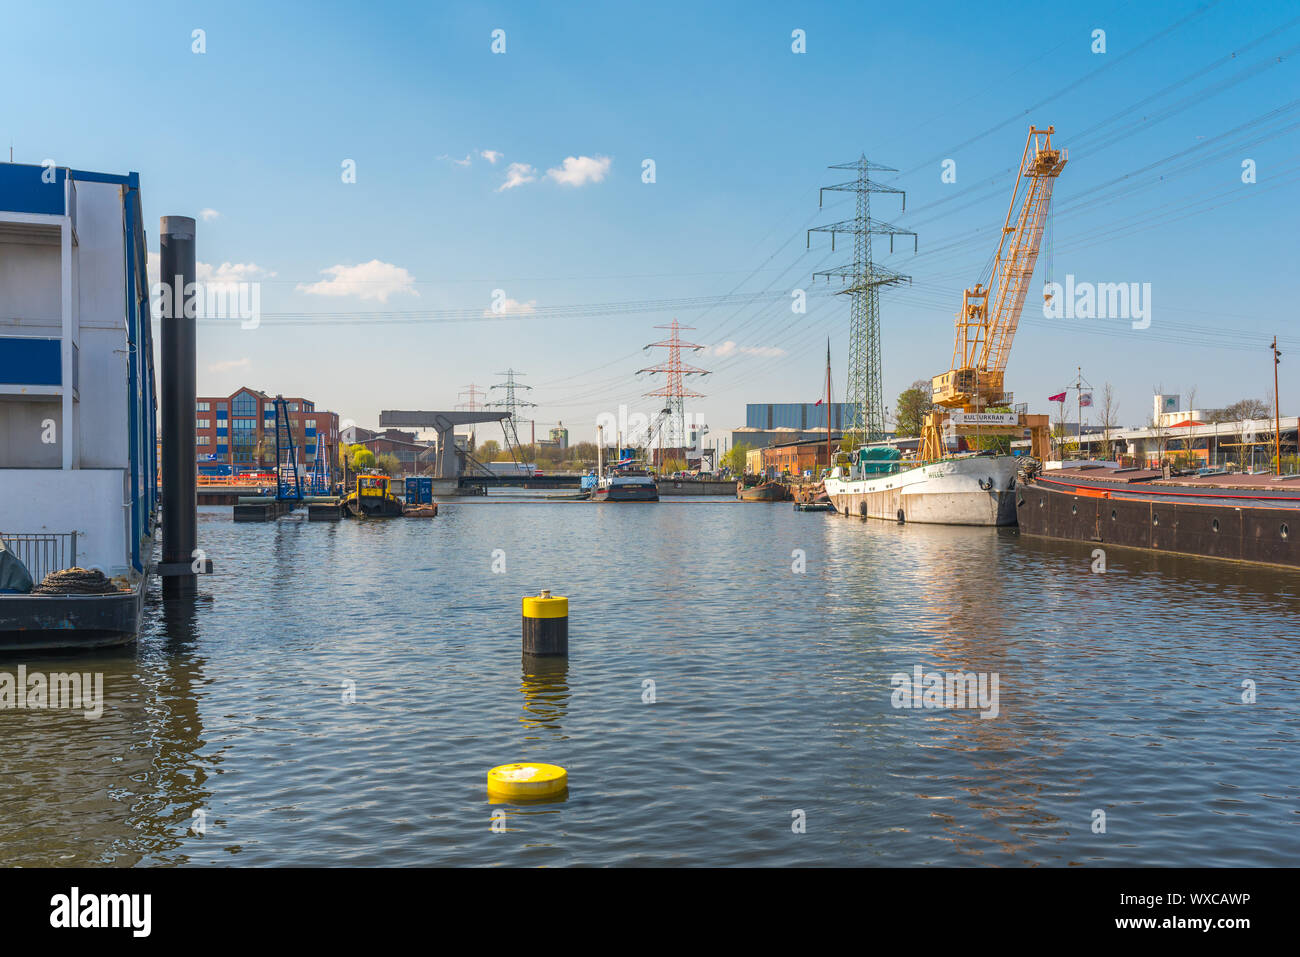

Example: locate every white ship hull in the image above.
[824,455,1019,526]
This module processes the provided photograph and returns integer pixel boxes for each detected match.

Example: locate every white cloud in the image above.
[198,261,275,284]
[498,162,537,191]
[296,260,418,303]
[147,252,273,285]
[437,153,472,167]
[483,297,537,317]
[545,155,611,186]
[479,150,503,164]
[709,341,786,359]
[199,208,221,222]
[208,357,251,373]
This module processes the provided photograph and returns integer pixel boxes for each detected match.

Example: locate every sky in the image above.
[3,0,1298,445]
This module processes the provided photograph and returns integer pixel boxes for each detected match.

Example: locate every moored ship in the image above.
[737,480,789,502]
[825,447,1018,525]
[1016,464,1300,568]
[591,468,659,502]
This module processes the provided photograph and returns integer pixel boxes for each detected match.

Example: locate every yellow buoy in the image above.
[522,590,568,657]
[487,762,568,800]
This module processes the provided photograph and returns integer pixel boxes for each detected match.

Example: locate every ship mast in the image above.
[825,339,832,471]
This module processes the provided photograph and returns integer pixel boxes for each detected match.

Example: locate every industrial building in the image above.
[746,402,853,431]
[745,435,847,478]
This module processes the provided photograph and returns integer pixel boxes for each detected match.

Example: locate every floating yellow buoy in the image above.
[487,762,568,800]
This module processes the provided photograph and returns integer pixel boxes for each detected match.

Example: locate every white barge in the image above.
[824,447,1019,526]
[0,162,158,650]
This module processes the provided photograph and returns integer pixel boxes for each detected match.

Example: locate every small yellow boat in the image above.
[341,473,404,518]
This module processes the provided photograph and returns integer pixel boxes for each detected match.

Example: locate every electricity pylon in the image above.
[808,156,916,444]
[455,383,488,454]
[638,319,709,467]
[488,369,536,463]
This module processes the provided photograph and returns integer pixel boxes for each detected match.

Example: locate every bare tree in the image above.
[1181,384,1200,464]
[1051,401,1074,461]
[1147,387,1169,469]
[1099,383,1120,460]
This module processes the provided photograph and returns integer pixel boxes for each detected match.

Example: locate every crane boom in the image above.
[920,126,1066,462]
[983,126,1067,375]
[936,126,1066,409]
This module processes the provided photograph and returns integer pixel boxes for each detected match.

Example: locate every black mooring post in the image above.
[160,215,199,598]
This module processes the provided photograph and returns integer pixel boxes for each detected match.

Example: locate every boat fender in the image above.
[896,508,905,524]
[979,476,993,490]
[859,502,867,519]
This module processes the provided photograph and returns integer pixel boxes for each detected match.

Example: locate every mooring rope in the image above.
[32,567,121,595]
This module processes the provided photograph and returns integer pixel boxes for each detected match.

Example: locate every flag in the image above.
[814,399,823,407]
[1079,392,1093,407]
[1048,391,1067,403]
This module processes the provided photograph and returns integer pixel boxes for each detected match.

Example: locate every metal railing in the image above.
[0,531,77,584]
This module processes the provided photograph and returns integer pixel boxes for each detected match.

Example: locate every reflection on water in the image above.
[519,654,570,738]
[1,503,1296,866]
[0,595,212,865]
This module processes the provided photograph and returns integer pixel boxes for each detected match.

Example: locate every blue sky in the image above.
[3,0,1297,443]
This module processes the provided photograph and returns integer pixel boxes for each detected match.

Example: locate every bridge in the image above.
[468,473,583,489]
[379,409,510,483]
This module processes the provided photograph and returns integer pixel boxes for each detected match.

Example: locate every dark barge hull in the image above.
[737,482,789,502]
[0,577,148,653]
[591,486,659,502]
[1016,478,1299,568]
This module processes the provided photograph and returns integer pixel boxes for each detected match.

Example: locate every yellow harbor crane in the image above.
[919,126,1067,461]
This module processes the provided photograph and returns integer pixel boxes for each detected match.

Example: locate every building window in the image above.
[196,401,210,412]
[305,419,316,430]
[232,391,258,417]
[231,418,258,463]
[197,419,211,429]
[196,434,209,446]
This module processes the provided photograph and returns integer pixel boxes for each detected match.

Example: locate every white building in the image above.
[0,163,157,578]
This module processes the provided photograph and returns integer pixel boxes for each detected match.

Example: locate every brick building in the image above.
[196,386,339,477]
[748,436,846,478]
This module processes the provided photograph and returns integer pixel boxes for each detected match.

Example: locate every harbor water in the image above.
[2,496,1297,866]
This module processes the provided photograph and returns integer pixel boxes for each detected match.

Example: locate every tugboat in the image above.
[341,473,404,517]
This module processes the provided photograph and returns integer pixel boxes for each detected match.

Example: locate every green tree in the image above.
[723,443,752,475]
[566,442,597,469]
[349,446,376,471]
[894,380,933,437]
[375,452,402,476]
[477,439,500,460]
